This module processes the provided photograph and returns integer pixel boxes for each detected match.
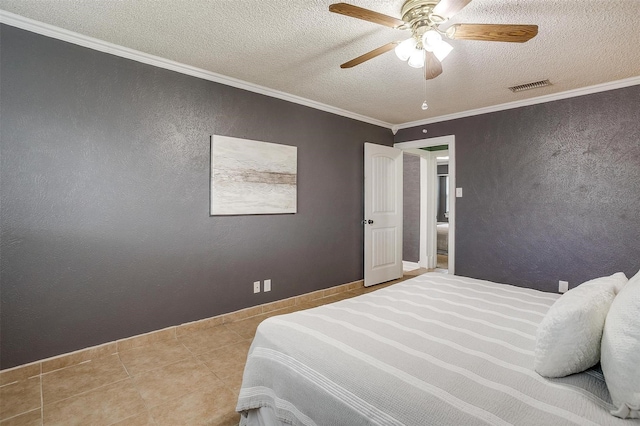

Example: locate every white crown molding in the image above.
[0,10,393,130]
[396,76,640,131]
[3,10,638,135]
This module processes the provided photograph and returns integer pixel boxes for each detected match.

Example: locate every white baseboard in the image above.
[403,261,420,271]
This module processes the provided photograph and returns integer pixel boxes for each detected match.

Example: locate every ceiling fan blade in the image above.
[424,51,443,80]
[340,42,399,68]
[329,3,405,29]
[446,24,538,42]
[432,0,473,20]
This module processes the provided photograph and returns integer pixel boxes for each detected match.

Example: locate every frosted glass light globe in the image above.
[395,38,416,61]
[422,30,442,52]
[407,49,425,68]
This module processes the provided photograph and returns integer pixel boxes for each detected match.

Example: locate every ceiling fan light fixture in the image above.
[421,30,442,52]
[395,38,417,61]
[408,49,425,68]
[422,29,453,61]
[433,40,453,61]
[330,0,539,85]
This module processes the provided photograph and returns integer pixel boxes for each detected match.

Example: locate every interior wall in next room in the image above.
[395,84,640,292]
[403,154,421,263]
[437,164,449,223]
[0,24,394,369]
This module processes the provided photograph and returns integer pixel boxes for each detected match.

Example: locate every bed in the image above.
[236,273,639,425]
[437,223,448,254]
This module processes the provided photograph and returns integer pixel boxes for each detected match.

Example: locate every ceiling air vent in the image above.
[508,79,551,93]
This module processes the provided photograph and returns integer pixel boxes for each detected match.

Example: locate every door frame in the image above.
[394,135,456,274]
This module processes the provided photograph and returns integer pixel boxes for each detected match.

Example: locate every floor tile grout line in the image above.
[140,370,241,418]
[117,343,195,378]
[39,358,93,378]
[104,408,158,426]
[117,352,132,377]
[178,336,199,358]
[119,335,245,377]
[225,325,245,343]
[134,362,238,412]
[177,327,247,358]
[0,408,42,424]
[41,376,131,408]
[197,349,245,383]
[119,343,241,413]
[122,361,160,426]
[39,355,128,408]
[127,353,204,378]
[0,371,44,424]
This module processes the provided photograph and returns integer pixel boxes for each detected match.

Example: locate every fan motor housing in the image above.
[401,0,445,39]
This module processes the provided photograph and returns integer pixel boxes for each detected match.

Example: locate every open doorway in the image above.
[395,135,456,274]
[436,151,449,270]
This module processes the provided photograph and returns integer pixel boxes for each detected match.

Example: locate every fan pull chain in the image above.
[421,62,429,110]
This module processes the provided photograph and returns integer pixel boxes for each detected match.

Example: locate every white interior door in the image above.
[364,143,403,287]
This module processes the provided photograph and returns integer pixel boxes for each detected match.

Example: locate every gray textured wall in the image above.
[396,85,640,291]
[437,164,449,223]
[0,25,393,369]
[403,154,421,263]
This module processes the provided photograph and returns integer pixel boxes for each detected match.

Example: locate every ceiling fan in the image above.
[329,0,538,80]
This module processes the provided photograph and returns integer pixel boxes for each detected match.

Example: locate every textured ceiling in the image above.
[1,0,639,127]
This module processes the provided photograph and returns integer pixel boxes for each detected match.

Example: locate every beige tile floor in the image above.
[0,270,429,426]
[437,254,448,270]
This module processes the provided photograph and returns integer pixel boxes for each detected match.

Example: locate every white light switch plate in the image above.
[559,281,569,293]
[264,279,271,292]
[456,187,463,197]
[253,281,261,293]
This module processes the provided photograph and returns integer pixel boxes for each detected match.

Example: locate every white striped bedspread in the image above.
[236,273,639,425]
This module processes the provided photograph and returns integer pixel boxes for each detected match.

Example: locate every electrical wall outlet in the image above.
[558,280,569,293]
[253,281,261,293]
[264,279,271,292]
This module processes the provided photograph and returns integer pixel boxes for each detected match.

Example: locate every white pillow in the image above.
[601,269,640,419]
[534,272,628,378]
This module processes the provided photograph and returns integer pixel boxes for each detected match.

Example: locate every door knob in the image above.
[367,220,374,224]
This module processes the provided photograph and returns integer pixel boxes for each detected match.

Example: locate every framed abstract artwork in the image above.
[210,135,297,215]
